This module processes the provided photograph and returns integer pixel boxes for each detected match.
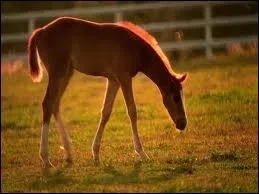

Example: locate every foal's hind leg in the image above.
[120,77,150,160]
[40,77,63,168]
[53,69,74,163]
[92,79,120,163]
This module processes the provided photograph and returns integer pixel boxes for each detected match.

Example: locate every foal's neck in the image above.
[141,55,172,92]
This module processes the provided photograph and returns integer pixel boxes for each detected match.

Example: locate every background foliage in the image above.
[1,1,258,60]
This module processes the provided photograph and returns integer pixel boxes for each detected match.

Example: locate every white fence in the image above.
[1,1,258,62]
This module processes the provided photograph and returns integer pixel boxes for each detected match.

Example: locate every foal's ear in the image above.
[178,73,188,83]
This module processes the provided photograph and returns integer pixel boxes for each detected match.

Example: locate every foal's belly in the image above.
[73,65,111,78]
[70,50,118,78]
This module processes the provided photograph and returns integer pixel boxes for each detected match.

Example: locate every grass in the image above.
[1,55,258,192]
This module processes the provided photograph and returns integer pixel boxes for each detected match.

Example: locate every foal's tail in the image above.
[28,28,43,83]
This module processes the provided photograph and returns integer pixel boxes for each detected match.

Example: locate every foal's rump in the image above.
[28,20,74,82]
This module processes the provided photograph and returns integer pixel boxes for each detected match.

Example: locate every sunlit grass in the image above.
[1,55,258,192]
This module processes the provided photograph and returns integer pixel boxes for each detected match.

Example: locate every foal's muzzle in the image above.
[176,118,187,130]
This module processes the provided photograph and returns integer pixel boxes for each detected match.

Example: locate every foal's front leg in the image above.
[92,79,120,163]
[120,77,150,160]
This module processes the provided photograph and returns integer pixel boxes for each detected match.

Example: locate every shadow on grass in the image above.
[30,164,76,191]
[210,149,239,162]
[1,121,30,130]
[82,160,195,185]
[29,158,196,191]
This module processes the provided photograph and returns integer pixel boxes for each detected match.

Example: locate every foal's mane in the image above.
[116,21,179,78]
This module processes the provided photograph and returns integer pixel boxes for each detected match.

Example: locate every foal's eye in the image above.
[173,95,181,103]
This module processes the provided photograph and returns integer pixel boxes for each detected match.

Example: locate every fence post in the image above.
[114,12,123,22]
[204,3,213,60]
[28,18,35,35]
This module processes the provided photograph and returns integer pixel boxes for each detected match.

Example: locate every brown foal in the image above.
[28,17,188,168]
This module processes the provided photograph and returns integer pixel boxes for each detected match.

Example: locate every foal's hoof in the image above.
[135,150,150,160]
[93,158,100,166]
[42,160,55,169]
[65,157,73,164]
[60,146,72,164]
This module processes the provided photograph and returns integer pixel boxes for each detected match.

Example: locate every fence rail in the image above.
[1,1,258,62]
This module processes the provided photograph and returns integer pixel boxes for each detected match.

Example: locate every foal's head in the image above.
[161,74,188,130]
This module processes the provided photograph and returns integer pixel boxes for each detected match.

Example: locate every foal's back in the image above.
[37,17,144,79]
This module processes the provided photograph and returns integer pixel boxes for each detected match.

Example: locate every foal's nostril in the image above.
[176,118,187,130]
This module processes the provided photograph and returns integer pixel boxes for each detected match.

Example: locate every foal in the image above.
[28,17,188,168]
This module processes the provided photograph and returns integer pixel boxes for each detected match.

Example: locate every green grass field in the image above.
[1,55,258,192]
